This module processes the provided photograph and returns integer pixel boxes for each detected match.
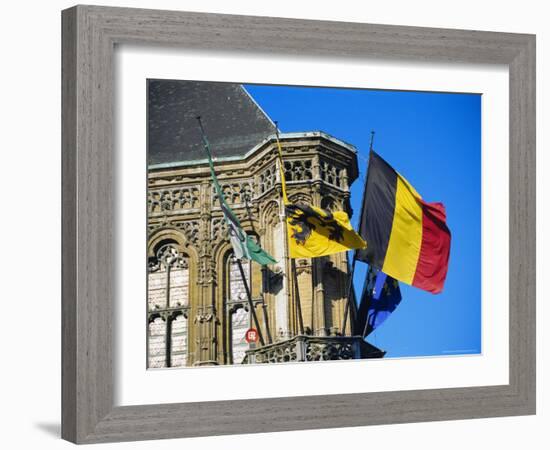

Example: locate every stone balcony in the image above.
[242,335,385,364]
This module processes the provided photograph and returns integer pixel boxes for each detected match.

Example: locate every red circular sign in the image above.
[245,328,259,343]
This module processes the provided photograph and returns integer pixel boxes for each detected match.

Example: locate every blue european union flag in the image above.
[355,265,402,336]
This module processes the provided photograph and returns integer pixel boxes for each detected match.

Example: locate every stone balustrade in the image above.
[243,335,384,364]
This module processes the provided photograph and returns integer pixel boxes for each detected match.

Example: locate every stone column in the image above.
[341,167,349,191]
[274,156,291,340]
[310,181,327,335]
[313,258,327,336]
[194,179,218,365]
[312,153,321,183]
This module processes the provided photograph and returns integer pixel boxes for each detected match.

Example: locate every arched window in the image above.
[147,242,190,368]
[226,255,251,364]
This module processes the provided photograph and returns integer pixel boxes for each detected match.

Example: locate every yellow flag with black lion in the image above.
[274,131,367,258]
[285,202,366,258]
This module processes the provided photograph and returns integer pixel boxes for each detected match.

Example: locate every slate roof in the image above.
[148,80,276,165]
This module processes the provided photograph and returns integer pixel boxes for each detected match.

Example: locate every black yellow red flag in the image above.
[356,151,451,294]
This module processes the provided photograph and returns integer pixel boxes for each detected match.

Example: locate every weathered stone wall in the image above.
[147,135,358,367]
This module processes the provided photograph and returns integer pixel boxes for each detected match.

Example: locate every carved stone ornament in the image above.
[295,258,312,275]
[212,181,254,206]
[148,186,201,213]
[148,218,201,246]
[284,159,312,182]
[148,243,189,273]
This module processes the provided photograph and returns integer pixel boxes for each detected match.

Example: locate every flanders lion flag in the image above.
[275,133,366,259]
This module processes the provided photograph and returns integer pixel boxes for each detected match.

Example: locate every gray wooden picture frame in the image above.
[61,4,536,444]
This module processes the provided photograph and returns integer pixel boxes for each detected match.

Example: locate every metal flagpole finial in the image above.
[196,115,204,130]
[274,120,280,138]
[369,130,376,152]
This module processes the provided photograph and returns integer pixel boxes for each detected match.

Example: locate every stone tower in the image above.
[146,80,382,368]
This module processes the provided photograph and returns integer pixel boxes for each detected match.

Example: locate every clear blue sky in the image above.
[245,84,481,358]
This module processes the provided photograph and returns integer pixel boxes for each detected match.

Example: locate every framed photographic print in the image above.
[62,5,535,444]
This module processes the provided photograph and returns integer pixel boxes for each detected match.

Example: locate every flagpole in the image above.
[341,130,375,335]
[360,265,374,338]
[341,255,356,335]
[236,259,266,347]
[196,116,269,348]
[361,300,371,338]
[369,131,375,154]
[261,300,273,344]
[291,259,305,335]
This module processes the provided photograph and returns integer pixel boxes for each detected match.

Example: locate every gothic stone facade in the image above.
[147,132,359,367]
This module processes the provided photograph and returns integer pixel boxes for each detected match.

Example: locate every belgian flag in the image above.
[356,151,451,294]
